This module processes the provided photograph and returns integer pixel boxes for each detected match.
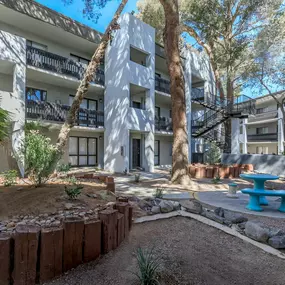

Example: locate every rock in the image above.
[79,212,85,217]
[138,199,152,210]
[268,235,285,249]
[238,222,247,230]
[203,211,225,224]
[268,228,285,238]
[50,217,55,223]
[106,202,116,208]
[51,220,61,227]
[223,210,248,224]
[171,201,181,211]
[7,222,16,228]
[214,207,224,217]
[17,221,26,226]
[151,206,161,214]
[159,200,174,213]
[231,224,244,234]
[87,210,93,215]
[244,221,270,243]
[180,200,202,214]
[65,203,73,210]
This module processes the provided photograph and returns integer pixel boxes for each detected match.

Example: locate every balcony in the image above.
[155,76,170,94]
[247,133,278,142]
[26,46,105,85]
[155,117,172,132]
[26,100,104,128]
[248,109,278,123]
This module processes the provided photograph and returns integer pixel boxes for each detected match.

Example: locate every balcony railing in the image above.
[155,76,170,94]
[26,46,105,85]
[247,133,278,142]
[26,99,104,127]
[248,110,278,122]
[155,116,172,131]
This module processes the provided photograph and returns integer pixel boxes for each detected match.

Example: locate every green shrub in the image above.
[57,163,71,173]
[23,130,57,186]
[212,175,221,184]
[64,175,83,200]
[2,170,18,186]
[135,247,160,285]
[153,188,164,199]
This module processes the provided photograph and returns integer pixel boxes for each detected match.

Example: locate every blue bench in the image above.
[241,188,285,212]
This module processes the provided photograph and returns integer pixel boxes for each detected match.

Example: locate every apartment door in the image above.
[132,139,141,168]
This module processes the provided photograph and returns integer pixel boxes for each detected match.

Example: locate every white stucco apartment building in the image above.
[231,92,285,155]
[0,0,216,175]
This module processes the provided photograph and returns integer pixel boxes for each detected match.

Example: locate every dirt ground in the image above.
[0,179,114,220]
[46,217,285,285]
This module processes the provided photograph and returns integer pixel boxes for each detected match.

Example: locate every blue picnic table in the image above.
[240,173,283,212]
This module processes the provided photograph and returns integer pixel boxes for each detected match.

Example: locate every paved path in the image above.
[197,190,285,218]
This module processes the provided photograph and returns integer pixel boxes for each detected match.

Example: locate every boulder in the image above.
[244,221,270,243]
[180,200,202,214]
[171,201,181,211]
[268,235,285,249]
[214,207,248,224]
[223,210,248,224]
[138,199,152,210]
[203,211,225,224]
[151,206,161,214]
[268,228,285,238]
[159,200,174,213]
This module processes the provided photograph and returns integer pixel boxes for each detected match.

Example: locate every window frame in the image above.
[69,136,98,167]
[26,87,47,101]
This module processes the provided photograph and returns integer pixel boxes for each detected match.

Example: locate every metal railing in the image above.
[26,99,104,127]
[155,116,172,131]
[155,76,170,94]
[248,133,278,142]
[26,46,105,85]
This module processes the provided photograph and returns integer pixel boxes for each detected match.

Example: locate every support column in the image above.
[243,119,248,154]
[231,118,240,154]
[278,107,284,154]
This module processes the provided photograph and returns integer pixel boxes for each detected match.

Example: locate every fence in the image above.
[0,202,133,285]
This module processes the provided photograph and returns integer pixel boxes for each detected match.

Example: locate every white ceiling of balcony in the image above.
[0,4,99,56]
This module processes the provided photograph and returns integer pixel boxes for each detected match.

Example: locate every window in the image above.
[196,144,203,153]
[69,95,98,126]
[69,136,97,166]
[70,54,90,65]
[26,40,47,51]
[240,126,243,135]
[169,110,172,118]
[155,106,160,118]
[256,146,268,154]
[130,46,149,67]
[240,143,243,154]
[132,101,142,109]
[256,127,268,135]
[154,140,160,165]
[26,87,47,101]
[130,83,147,110]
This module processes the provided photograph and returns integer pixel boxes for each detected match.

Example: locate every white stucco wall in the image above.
[0,30,26,175]
[104,13,155,173]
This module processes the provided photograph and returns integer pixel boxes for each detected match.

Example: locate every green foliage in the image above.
[0,107,10,144]
[212,175,221,184]
[135,247,160,285]
[153,188,164,199]
[57,163,71,173]
[2,170,18,186]
[205,142,221,165]
[64,175,83,200]
[23,130,57,186]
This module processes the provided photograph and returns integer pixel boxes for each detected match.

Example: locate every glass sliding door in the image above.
[69,136,98,166]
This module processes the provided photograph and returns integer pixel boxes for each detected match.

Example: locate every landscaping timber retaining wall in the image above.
[188,164,254,179]
[0,203,132,285]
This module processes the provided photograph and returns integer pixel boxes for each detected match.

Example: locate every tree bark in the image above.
[159,0,190,185]
[50,0,128,168]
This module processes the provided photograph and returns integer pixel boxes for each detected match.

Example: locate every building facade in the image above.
[231,92,285,155]
[0,0,215,175]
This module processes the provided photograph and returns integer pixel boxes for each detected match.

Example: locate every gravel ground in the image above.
[46,217,285,285]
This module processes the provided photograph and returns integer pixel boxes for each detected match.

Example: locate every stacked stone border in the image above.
[0,201,132,285]
[188,164,254,179]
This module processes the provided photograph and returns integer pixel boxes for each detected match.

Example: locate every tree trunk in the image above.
[50,0,128,169]
[159,0,190,185]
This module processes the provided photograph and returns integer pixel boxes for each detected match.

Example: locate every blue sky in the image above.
[35,0,138,33]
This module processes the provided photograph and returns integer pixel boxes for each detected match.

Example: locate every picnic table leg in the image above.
[247,195,263,212]
[253,179,268,206]
[278,197,285,212]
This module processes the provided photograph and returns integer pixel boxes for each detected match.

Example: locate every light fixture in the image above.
[99,136,103,140]
[99,98,103,103]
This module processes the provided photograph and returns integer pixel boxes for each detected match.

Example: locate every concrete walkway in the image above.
[197,190,285,218]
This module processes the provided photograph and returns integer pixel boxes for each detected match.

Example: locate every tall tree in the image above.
[137,0,283,152]
[50,0,128,170]
[158,0,190,185]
